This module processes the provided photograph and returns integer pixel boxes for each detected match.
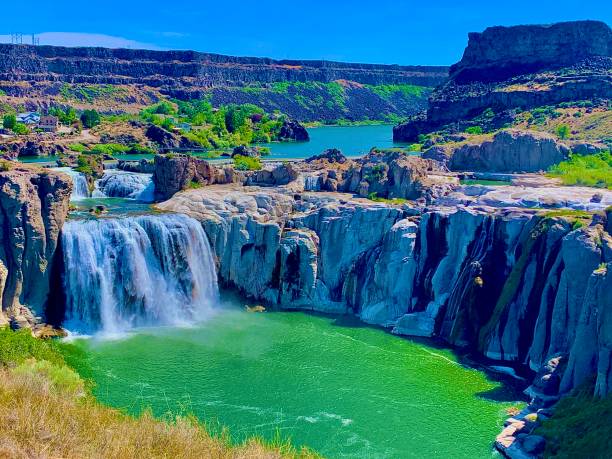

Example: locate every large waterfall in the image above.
[94,170,155,202]
[61,214,219,334]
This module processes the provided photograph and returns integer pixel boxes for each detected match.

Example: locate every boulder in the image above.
[278,119,309,141]
[448,129,570,173]
[305,148,347,164]
[246,163,298,186]
[152,155,243,200]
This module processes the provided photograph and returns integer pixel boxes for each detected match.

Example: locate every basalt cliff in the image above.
[0,44,448,122]
[394,20,612,141]
[0,165,71,327]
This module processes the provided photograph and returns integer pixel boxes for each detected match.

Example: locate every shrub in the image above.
[68,143,87,152]
[80,109,101,128]
[3,113,16,130]
[0,160,11,172]
[465,126,483,135]
[556,124,570,139]
[89,143,129,155]
[12,122,29,135]
[547,151,612,189]
[233,155,262,171]
[13,359,84,395]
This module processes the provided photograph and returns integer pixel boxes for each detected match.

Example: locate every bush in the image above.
[89,143,129,155]
[465,126,483,135]
[547,151,612,189]
[80,109,101,129]
[12,122,29,135]
[13,359,84,395]
[3,113,16,130]
[233,155,262,171]
[68,143,87,152]
[556,124,570,140]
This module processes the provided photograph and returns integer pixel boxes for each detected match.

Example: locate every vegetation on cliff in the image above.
[536,380,612,458]
[0,327,319,459]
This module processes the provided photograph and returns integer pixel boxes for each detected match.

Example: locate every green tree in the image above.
[556,124,570,140]
[12,122,29,135]
[80,109,100,129]
[3,113,16,130]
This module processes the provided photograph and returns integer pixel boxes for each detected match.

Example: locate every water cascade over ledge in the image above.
[93,170,155,202]
[54,167,90,200]
[61,213,219,334]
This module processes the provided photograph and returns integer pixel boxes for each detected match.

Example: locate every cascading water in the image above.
[93,170,155,202]
[54,167,90,200]
[61,213,219,334]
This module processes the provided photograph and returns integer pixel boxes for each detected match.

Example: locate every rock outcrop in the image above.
[278,119,309,141]
[394,20,612,141]
[0,165,71,325]
[450,21,612,83]
[430,129,571,173]
[152,155,242,200]
[339,150,450,200]
[159,185,612,400]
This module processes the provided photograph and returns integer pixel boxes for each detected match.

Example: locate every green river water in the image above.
[74,308,520,458]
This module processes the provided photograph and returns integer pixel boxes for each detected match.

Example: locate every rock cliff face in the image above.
[450,21,612,83]
[159,186,612,398]
[394,20,612,141]
[427,129,570,173]
[0,44,447,88]
[0,165,71,325]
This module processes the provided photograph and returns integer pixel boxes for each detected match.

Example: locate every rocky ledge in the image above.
[0,165,72,326]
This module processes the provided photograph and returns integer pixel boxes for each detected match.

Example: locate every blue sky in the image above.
[1,0,610,65]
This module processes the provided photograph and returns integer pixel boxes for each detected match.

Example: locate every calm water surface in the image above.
[74,309,519,458]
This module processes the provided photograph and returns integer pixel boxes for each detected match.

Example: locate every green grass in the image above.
[547,151,612,189]
[536,380,612,458]
[0,327,67,367]
[367,192,407,205]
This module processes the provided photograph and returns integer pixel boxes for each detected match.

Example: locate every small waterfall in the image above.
[304,174,322,191]
[61,213,219,334]
[54,167,90,200]
[94,170,155,202]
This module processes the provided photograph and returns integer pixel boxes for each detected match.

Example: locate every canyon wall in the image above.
[0,166,71,325]
[160,187,612,398]
[0,44,448,88]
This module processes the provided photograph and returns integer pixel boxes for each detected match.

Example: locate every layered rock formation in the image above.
[0,44,447,88]
[394,20,612,141]
[424,129,570,173]
[0,165,71,325]
[159,185,612,401]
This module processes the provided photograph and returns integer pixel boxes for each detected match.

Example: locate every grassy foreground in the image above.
[0,328,320,459]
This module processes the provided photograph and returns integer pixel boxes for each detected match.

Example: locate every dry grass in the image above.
[0,365,320,459]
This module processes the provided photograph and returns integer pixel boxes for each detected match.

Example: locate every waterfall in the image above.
[61,213,219,334]
[94,170,155,202]
[304,174,322,191]
[54,167,90,200]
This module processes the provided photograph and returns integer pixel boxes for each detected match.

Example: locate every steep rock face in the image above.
[160,186,612,396]
[450,21,612,83]
[393,20,612,141]
[152,155,243,200]
[0,44,448,88]
[446,130,570,172]
[0,166,71,324]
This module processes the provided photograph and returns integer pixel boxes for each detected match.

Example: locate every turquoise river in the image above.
[73,307,521,459]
